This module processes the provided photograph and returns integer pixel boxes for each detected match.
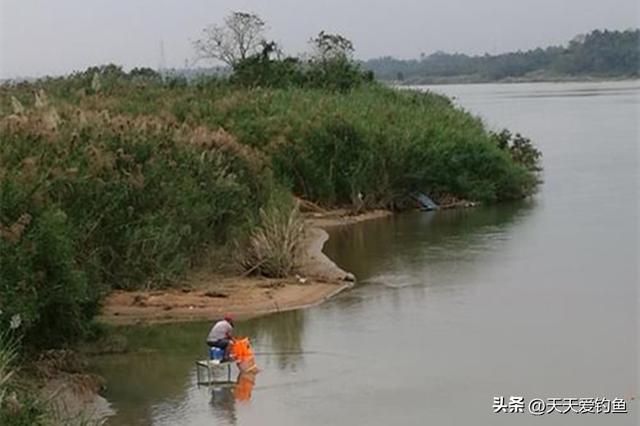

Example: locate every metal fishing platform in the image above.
[195,359,234,385]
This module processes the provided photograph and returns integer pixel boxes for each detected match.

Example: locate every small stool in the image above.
[195,359,233,385]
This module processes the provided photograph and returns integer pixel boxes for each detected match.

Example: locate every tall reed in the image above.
[242,197,305,278]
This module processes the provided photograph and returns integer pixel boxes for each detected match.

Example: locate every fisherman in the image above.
[206,314,235,361]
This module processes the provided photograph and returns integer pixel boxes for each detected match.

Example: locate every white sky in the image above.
[1,0,638,78]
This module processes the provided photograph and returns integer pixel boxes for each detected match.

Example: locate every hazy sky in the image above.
[1,0,638,78]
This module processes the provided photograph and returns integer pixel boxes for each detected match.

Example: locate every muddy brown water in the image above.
[91,81,638,425]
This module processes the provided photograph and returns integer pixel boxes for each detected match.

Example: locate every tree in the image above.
[310,31,354,63]
[193,12,266,66]
[306,32,371,91]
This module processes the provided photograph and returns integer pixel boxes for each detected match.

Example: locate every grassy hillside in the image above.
[0,68,541,349]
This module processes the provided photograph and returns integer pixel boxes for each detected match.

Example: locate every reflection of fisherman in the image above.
[209,372,256,422]
[234,372,256,402]
[206,314,234,361]
[210,383,237,424]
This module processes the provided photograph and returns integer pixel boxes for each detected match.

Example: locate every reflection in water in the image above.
[325,201,533,285]
[94,203,534,426]
[238,310,306,371]
[210,382,236,425]
[92,322,216,422]
[233,372,256,402]
[93,313,304,425]
[208,372,257,425]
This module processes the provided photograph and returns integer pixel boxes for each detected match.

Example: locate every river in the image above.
[91,81,639,425]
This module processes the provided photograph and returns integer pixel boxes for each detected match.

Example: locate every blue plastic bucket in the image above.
[209,347,224,360]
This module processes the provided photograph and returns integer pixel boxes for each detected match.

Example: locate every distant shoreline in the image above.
[386,75,640,86]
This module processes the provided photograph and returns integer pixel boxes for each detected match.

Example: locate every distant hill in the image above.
[364,29,639,84]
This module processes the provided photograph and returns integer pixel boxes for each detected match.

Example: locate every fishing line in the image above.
[252,350,360,359]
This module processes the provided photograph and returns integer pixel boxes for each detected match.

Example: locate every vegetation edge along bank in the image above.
[96,210,392,325]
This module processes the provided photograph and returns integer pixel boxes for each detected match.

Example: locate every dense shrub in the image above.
[229,32,374,91]
[200,85,540,205]
[231,56,306,88]
[0,105,274,347]
[0,206,91,348]
[230,54,373,91]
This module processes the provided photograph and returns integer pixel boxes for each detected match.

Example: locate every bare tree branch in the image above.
[193,12,266,66]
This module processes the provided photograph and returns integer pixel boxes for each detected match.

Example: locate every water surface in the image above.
[93,81,639,425]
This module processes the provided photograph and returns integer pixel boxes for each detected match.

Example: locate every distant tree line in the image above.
[364,29,640,83]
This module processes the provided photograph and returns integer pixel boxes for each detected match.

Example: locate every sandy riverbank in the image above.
[98,209,391,325]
